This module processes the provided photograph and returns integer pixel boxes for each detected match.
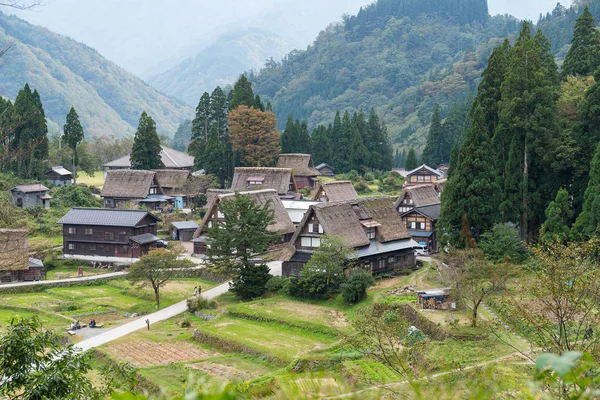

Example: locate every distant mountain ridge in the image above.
[0,12,192,138]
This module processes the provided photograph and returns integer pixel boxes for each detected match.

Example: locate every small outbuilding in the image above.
[46,166,73,186]
[0,229,43,283]
[10,184,52,209]
[417,288,453,310]
[171,221,199,241]
[316,163,335,177]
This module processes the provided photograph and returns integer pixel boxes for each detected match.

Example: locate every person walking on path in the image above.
[145,319,150,330]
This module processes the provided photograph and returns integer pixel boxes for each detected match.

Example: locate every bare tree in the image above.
[0,1,43,10]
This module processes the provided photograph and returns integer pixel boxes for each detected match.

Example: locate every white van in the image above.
[414,244,428,256]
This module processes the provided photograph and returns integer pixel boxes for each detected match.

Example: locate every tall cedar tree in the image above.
[62,107,84,184]
[366,109,393,171]
[130,111,164,170]
[310,125,333,165]
[296,120,311,154]
[205,194,279,275]
[422,104,445,167]
[540,188,572,243]
[350,126,370,172]
[229,75,256,110]
[281,116,296,154]
[228,106,281,167]
[336,111,354,172]
[189,92,211,161]
[572,142,600,239]
[404,147,418,170]
[562,7,600,78]
[438,106,501,247]
[494,24,559,242]
[330,112,343,169]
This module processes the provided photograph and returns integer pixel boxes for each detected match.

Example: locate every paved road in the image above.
[0,271,127,289]
[74,261,282,352]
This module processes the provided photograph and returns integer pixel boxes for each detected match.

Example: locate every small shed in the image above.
[316,163,335,177]
[46,166,73,186]
[192,236,207,255]
[172,221,199,241]
[417,288,453,310]
[10,184,51,209]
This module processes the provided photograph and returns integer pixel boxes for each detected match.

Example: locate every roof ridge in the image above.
[160,146,179,168]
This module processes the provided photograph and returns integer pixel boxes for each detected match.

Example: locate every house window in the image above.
[104,232,115,241]
[300,236,321,248]
[417,176,424,182]
[420,222,426,230]
[84,228,93,235]
[217,211,224,219]
[68,227,76,234]
[120,231,127,236]
[311,223,323,234]
[90,244,96,251]
[68,243,75,250]
[425,175,431,182]
[388,257,394,265]
[378,259,385,269]
[248,180,263,185]
[118,246,128,254]
[364,261,372,270]
[367,227,376,240]
[409,199,413,204]
[410,222,417,229]
[149,187,158,194]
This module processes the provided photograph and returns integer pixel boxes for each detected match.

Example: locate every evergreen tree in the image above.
[494,23,560,241]
[310,125,333,165]
[366,109,393,170]
[404,147,418,170]
[438,105,501,247]
[540,188,572,243]
[209,87,229,139]
[296,120,311,154]
[442,101,470,151]
[422,104,445,167]
[62,107,84,184]
[572,142,600,239]
[229,75,255,110]
[350,127,369,172]
[202,127,226,176]
[254,95,265,111]
[562,7,600,78]
[230,263,272,300]
[336,111,354,173]
[171,120,192,152]
[130,111,164,170]
[329,112,342,168]
[281,116,296,154]
[191,92,211,154]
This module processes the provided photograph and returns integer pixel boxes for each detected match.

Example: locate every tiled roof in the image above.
[58,208,160,227]
[172,221,199,230]
[129,233,160,245]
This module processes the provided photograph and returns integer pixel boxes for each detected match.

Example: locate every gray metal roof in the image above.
[129,233,160,245]
[102,146,194,169]
[47,166,72,176]
[357,238,420,258]
[172,221,199,230]
[58,208,160,227]
[408,230,434,238]
[415,204,441,221]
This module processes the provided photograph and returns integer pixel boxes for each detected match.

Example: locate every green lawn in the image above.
[45,264,112,280]
[0,308,71,332]
[77,171,105,187]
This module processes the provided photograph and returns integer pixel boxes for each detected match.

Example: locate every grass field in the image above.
[77,171,105,187]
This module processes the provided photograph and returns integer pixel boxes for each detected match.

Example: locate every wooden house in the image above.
[394,185,441,214]
[46,166,73,186]
[10,184,52,209]
[101,170,172,210]
[276,154,320,189]
[315,163,335,177]
[171,221,199,241]
[102,145,195,171]
[0,229,43,283]
[154,169,192,208]
[404,165,444,187]
[312,181,358,203]
[283,197,419,277]
[231,167,297,196]
[58,208,161,263]
[400,204,441,253]
[192,189,296,255]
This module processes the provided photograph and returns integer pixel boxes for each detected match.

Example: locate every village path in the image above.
[0,271,128,289]
[74,261,282,352]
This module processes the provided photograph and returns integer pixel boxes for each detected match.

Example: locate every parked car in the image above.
[414,245,428,256]
[156,239,168,248]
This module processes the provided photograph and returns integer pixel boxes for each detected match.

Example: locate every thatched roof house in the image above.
[0,229,43,283]
[154,169,190,194]
[277,154,320,189]
[395,184,441,213]
[283,197,418,277]
[101,170,161,200]
[102,146,195,170]
[313,181,358,203]
[206,189,234,207]
[231,167,296,195]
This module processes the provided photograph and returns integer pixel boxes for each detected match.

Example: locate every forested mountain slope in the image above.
[248,0,521,150]
[0,12,192,138]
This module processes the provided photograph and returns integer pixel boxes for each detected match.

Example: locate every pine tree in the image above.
[296,120,311,154]
[404,147,418,170]
[540,188,572,243]
[281,116,296,154]
[202,127,226,176]
[191,92,211,147]
[209,87,228,139]
[562,7,600,78]
[366,109,393,170]
[330,112,342,169]
[350,127,369,172]
[130,111,164,170]
[310,125,333,165]
[336,111,354,172]
[229,75,255,110]
[422,104,445,167]
[62,107,84,184]
[254,95,265,111]
[572,142,600,239]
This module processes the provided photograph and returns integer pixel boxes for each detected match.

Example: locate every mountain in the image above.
[148,29,294,106]
[248,0,524,151]
[0,12,192,138]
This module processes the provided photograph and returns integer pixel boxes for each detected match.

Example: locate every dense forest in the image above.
[0,12,192,138]
[248,0,600,153]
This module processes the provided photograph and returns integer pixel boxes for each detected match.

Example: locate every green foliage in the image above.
[540,188,573,243]
[62,106,85,181]
[130,111,164,170]
[264,276,289,293]
[171,119,192,152]
[229,75,257,110]
[562,7,600,78]
[478,223,528,264]
[281,116,311,154]
[309,125,333,166]
[572,142,600,240]
[422,104,446,167]
[229,263,272,301]
[340,269,375,304]
[206,194,279,275]
[186,296,218,312]
[50,184,102,209]
[404,147,418,170]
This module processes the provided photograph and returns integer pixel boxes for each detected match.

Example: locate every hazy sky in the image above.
[11,0,564,77]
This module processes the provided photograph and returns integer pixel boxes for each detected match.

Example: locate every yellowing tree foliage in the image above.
[228,106,281,167]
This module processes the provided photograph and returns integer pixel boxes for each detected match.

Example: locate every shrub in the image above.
[180,318,191,328]
[340,269,376,304]
[265,276,289,293]
[479,223,528,264]
[186,297,218,313]
[354,180,370,193]
[364,172,376,182]
[229,263,272,300]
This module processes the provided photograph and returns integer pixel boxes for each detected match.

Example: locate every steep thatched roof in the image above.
[313,181,358,202]
[154,169,190,189]
[101,170,159,199]
[195,189,296,237]
[394,185,441,209]
[231,167,296,195]
[277,154,320,177]
[0,229,28,271]
[292,197,412,249]
[206,189,234,206]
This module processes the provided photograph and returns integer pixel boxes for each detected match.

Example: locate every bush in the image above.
[265,276,289,293]
[479,223,528,264]
[229,263,272,300]
[180,318,191,328]
[340,269,376,304]
[186,296,218,312]
[354,180,370,193]
[364,172,376,181]
[288,273,338,300]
